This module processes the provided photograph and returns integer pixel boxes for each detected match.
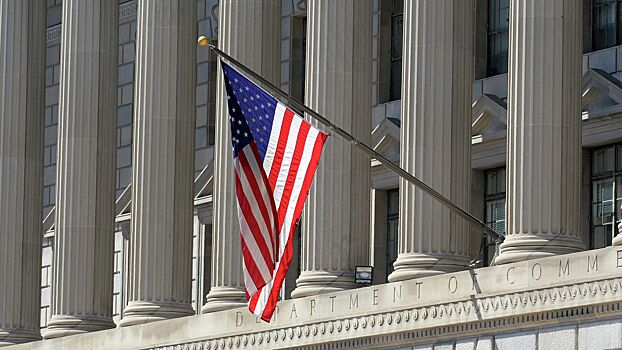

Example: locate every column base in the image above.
[117,301,194,327]
[0,328,41,346]
[202,286,246,313]
[43,315,115,339]
[387,253,469,283]
[495,234,585,265]
[290,271,357,299]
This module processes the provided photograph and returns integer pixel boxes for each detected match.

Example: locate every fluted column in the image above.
[203,0,280,313]
[119,0,196,326]
[0,0,45,345]
[45,0,118,339]
[291,0,372,298]
[497,0,584,264]
[388,0,472,282]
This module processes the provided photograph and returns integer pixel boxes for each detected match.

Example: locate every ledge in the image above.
[11,246,622,350]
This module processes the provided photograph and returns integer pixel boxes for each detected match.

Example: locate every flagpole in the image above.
[198,37,503,245]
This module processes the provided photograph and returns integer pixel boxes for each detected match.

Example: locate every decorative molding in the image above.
[119,1,137,24]
[46,25,61,46]
[45,1,138,46]
[158,277,622,350]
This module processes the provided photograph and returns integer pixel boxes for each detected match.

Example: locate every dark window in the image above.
[483,168,506,265]
[487,0,509,76]
[386,189,399,278]
[389,0,403,101]
[590,144,622,248]
[47,4,62,28]
[592,0,622,50]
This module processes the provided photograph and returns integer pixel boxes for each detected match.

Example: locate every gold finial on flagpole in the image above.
[197,36,209,47]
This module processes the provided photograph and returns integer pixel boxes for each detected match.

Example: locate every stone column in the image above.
[388,0,473,282]
[291,0,372,298]
[202,0,280,313]
[45,0,119,338]
[0,0,45,345]
[496,0,584,264]
[119,0,197,326]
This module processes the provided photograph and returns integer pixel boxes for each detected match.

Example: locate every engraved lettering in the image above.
[373,289,379,305]
[350,293,359,309]
[559,259,570,277]
[588,255,598,272]
[617,250,622,268]
[448,276,458,293]
[272,306,279,322]
[330,296,336,312]
[290,303,298,319]
[236,311,243,327]
[393,285,401,302]
[416,282,423,299]
[506,267,515,285]
[310,299,316,316]
[531,263,542,281]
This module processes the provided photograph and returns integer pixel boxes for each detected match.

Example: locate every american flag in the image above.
[221,62,327,321]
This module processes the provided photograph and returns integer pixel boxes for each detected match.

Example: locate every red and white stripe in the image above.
[233,143,278,296]
[241,102,327,321]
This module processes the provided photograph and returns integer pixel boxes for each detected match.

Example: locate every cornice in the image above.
[151,245,622,350]
[155,278,622,350]
[15,247,622,350]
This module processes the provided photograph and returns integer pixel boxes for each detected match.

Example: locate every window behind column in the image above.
[116,19,137,198]
[389,0,403,102]
[592,0,621,50]
[487,0,509,77]
[590,144,622,248]
[484,168,506,265]
[386,189,399,278]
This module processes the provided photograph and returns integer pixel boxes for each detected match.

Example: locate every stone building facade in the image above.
[2,0,622,349]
